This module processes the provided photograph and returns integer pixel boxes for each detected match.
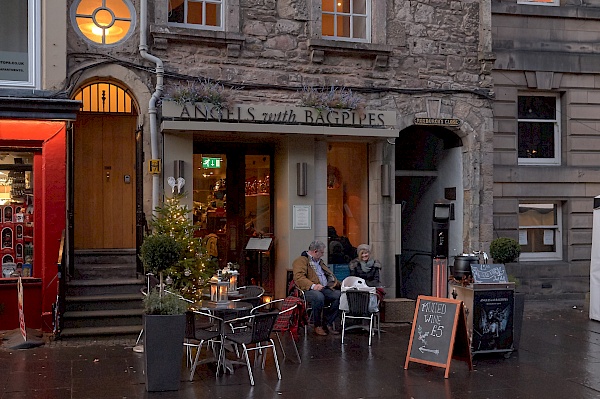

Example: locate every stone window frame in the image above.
[308,1,391,67]
[518,202,563,261]
[151,0,244,57]
[517,0,559,7]
[0,0,40,88]
[517,92,561,166]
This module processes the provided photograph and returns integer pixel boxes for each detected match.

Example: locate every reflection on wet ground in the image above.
[1,299,598,399]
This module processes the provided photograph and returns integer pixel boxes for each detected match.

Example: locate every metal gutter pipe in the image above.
[139,0,163,215]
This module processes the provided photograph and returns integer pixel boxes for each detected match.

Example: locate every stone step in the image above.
[65,293,143,312]
[73,264,138,280]
[66,278,144,296]
[59,325,142,339]
[74,249,137,265]
[62,308,144,329]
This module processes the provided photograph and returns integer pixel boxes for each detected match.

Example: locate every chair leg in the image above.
[189,340,205,381]
[288,331,301,363]
[241,344,255,385]
[275,332,287,359]
[135,328,144,345]
[341,312,346,344]
[270,339,282,380]
[368,316,373,346]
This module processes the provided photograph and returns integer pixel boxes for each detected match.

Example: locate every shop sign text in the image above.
[162,101,397,128]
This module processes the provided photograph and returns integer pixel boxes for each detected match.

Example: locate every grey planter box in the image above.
[144,314,185,392]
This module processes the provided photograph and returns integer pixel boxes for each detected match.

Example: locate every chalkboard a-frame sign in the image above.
[404,295,473,378]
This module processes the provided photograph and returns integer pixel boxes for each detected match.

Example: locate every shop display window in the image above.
[0,151,34,278]
[327,142,368,262]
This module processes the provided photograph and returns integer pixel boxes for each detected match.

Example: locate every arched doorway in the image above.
[72,81,139,249]
[395,125,463,299]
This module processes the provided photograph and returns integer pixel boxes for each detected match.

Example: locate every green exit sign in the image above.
[202,157,221,168]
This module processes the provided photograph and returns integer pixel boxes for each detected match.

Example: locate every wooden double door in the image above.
[73,114,136,249]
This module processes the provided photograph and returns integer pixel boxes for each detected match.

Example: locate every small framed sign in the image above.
[293,205,311,230]
[148,159,161,174]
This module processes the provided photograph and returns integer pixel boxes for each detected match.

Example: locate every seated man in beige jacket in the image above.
[292,240,341,336]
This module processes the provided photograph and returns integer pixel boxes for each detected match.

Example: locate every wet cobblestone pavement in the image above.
[0,299,597,399]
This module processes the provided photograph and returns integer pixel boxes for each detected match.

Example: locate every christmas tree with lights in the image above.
[145,193,218,301]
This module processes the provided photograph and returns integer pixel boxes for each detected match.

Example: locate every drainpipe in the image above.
[139,0,163,215]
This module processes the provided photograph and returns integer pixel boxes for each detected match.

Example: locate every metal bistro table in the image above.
[190,300,253,374]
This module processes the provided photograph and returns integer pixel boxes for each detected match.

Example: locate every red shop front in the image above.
[0,97,79,332]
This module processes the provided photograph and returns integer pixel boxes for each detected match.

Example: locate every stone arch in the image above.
[70,63,153,126]
[394,95,493,298]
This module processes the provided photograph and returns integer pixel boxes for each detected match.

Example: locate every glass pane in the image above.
[322,14,335,36]
[105,20,130,44]
[339,0,350,12]
[519,203,556,226]
[76,16,99,42]
[520,229,556,252]
[169,0,185,23]
[336,15,350,37]
[327,143,368,263]
[76,0,98,16]
[0,151,34,278]
[518,96,556,120]
[105,0,131,19]
[322,0,335,12]
[0,0,27,52]
[245,155,271,237]
[187,2,204,25]
[518,122,555,158]
[352,16,366,39]
[206,3,221,27]
[352,0,367,14]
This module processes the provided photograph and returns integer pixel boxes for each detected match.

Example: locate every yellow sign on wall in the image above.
[148,159,161,174]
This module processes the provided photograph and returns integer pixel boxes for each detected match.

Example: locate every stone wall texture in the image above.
[65,0,495,290]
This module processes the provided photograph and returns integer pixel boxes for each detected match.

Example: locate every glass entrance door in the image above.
[193,147,273,292]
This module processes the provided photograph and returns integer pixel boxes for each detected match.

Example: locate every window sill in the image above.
[307,38,393,69]
[150,24,245,57]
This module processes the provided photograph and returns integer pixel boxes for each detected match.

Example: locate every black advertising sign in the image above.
[472,289,514,353]
[470,264,509,283]
[404,296,472,378]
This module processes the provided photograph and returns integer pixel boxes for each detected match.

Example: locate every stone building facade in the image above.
[492,0,600,299]
[65,0,494,300]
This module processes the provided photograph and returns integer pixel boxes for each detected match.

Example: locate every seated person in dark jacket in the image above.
[348,244,386,301]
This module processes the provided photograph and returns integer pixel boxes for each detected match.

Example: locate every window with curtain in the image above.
[518,202,562,260]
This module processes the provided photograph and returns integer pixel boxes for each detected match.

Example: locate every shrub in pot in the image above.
[140,234,187,392]
[490,237,520,264]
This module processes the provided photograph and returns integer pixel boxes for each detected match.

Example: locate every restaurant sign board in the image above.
[162,101,397,129]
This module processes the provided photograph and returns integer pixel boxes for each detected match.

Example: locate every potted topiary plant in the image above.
[490,237,521,264]
[140,233,187,392]
[490,236,524,351]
